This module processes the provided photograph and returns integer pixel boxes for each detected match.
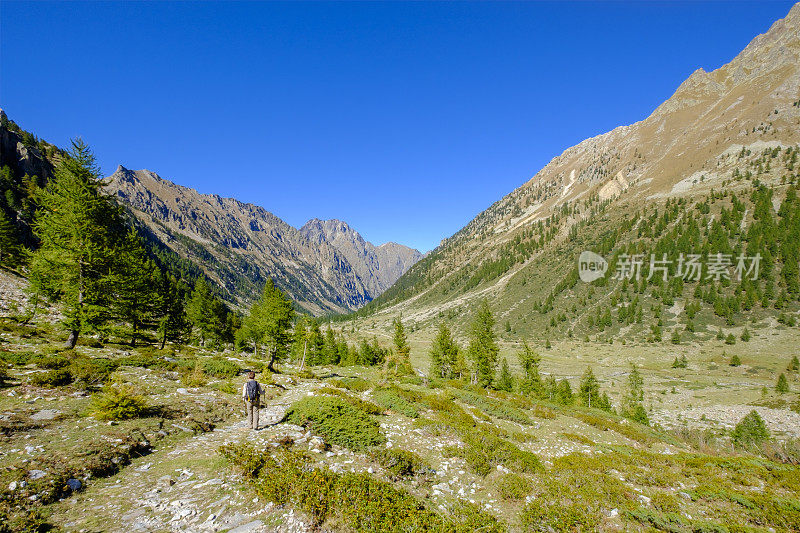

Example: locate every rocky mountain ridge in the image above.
[354,3,800,338]
[105,166,421,314]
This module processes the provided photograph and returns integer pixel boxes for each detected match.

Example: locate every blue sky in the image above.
[1,1,794,252]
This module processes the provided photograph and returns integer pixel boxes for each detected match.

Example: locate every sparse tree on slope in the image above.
[467,299,499,388]
[0,209,19,267]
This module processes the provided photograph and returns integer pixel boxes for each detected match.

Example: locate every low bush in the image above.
[202,357,241,378]
[117,354,177,370]
[285,396,385,450]
[446,427,542,476]
[0,351,33,366]
[330,377,371,392]
[30,368,72,387]
[370,448,431,479]
[372,389,419,418]
[220,443,503,531]
[181,361,208,387]
[522,498,599,531]
[532,404,557,419]
[32,353,72,369]
[70,357,118,386]
[318,386,384,415]
[90,383,148,420]
[561,432,595,446]
[495,472,533,500]
[453,390,532,425]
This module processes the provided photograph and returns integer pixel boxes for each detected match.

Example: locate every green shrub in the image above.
[532,404,557,419]
[318,387,384,415]
[447,428,542,476]
[729,354,742,367]
[370,448,431,479]
[495,473,532,500]
[372,389,419,418]
[69,357,117,386]
[731,410,770,447]
[202,357,241,378]
[0,351,33,366]
[211,381,238,395]
[776,373,790,394]
[285,396,385,450]
[30,368,72,387]
[220,443,503,532]
[181,361,208,387]
[561,432,595,446]
[330,377,371,392]
[650,491,681,513]
[33,354,71,369]
[522,499,598,531]
[90,384,148,420]
[454,390,532,425]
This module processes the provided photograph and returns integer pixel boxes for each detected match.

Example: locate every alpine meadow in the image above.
[2,2,800,532]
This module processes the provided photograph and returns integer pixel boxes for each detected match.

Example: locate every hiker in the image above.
[242,371,265,430]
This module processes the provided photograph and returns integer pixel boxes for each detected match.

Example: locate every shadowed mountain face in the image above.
[355,4,800,338]
[104,167,421,314]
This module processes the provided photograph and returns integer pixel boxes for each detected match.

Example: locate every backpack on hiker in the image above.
[245,380,260,402]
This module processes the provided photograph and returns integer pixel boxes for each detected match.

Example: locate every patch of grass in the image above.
[284,395,385,451]
[532,404,557,419]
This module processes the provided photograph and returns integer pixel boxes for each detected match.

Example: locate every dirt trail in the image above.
[52,379,319,533]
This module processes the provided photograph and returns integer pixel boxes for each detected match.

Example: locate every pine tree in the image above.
[789,356,800,372]
[622,364,648,424]
[154,272,188,349]
[467,299,499,388]
[29,139,123,348]
[518,340,542,397]
[740,328,751,342]
[730,353,742,367]
[556,378,574,405]
[322,328,339,365]
[240,279,294,371]
[496,357,514,392]
[186,278,216,346]
[385,317,412,377]
[776,373,790,394]
[429,322,459,379]
[113,230,157,347]
[579,366,601,408]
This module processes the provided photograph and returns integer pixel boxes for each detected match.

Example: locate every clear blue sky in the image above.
[1,1,794,252]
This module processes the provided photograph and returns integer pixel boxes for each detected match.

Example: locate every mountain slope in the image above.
[105,167,421,314]
[349,3,800,342]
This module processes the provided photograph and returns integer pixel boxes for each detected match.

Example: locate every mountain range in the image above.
[104,167,422,315]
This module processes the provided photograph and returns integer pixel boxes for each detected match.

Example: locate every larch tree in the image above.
[429,322,459,379]
[467,299,499,388]
[241,279,294,372]
[29,139,122,348]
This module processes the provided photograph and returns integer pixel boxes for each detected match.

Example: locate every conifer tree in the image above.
[579,366,601,408]
[186,278,216,346]
[622,364,648,424]
[776,373,790,394]
[467,299,499,388]
[385,317,412,377]
[29,139,123,348]
[496,357,514,392]
[113,230,157,346]
[518,340,543,397]
[240,279,294,371]
[429,322,459,379]
[155,272,188,349]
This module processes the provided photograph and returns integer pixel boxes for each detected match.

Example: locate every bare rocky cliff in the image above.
[299,218,423,298]
[105,167,421,314]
